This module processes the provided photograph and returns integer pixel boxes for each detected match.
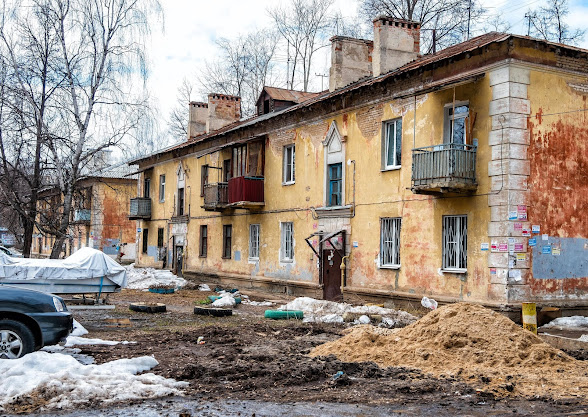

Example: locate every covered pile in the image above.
[310,302,588,399]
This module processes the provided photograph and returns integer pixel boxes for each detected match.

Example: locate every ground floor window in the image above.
[142,228,149,254]
[157,228,164,247]
[222,225,232,259]
[249,224,260,260]
[199,225,208,257]
[380,217,401,268]
[280,222,294,261]
[442,215,467,270]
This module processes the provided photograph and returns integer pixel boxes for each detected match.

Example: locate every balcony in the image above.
[73,208,91,224]
[203,182,229,211]
[411,143,477,194]
[228,176,264,208]
[128,197,151,220]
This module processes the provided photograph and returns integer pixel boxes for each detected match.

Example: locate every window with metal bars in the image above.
[222,225,232,259]
[380,217,401,268]
[249,224,260,260]
[280,222,294,261]
[442,215,467,270]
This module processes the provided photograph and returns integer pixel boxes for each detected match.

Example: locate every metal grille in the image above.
[249,224,260,259]
[442,215,467,270]
[281,222,294,261]
[380,218,401,267]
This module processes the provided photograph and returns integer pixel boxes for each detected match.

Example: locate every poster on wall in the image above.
[509,211,518,221]
[532,225,540,234]
[522,228,531,237]
[480,243,489,251]
[517,205,527,220]
[542,245,552,254]
[529,238,537,247]
[516,253,527,262]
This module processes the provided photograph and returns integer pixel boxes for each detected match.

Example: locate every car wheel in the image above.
[0,319,35,359]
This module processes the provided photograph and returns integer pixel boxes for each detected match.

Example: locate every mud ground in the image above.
[16,288,588,416]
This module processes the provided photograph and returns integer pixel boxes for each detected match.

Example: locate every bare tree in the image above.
[359,0,487,53]
[0,0,161,258]
[268,0,334,92]
[168,78,195,140]
[530,0,585,45]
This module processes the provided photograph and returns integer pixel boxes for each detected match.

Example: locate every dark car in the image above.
[0,285,73,359]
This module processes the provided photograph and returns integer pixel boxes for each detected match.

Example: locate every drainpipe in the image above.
[340,255,350,301]
[346,159,356,218]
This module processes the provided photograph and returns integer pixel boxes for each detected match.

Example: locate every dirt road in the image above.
[10,288,588,416]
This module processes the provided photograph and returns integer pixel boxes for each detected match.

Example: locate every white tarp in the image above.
[0,247,127,287]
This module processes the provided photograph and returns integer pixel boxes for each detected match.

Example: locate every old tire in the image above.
[264,310,304,320]
[0,319,35,359]
[129,302,167,313]
[193,307,233,317]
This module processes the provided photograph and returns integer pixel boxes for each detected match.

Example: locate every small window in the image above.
[442,215,467,271]
[283,145,295,184]
[280,222,294,261]
[380,218,401,268]
[232,145,247,178]
[144,178,150,198]
[249,224,260,260]
[201,165,209,197]
[222,225,232,259]
[383,118,402,169]
[328,163,342,207]
[263,99,270,114]
[199,225,208,257]
[142,228,149,254]
[223,159,231,182]
[157,228,164,247]
[444,103,469,145]
[177,187,185,216]
[159,175,165,202]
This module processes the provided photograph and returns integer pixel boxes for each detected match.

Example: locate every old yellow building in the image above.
[33,161,137,261]
[130,18,588,309]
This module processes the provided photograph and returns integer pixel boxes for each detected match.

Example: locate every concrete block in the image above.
[507,284,531,302]
[491,144,528,160]
[488,252,509,268]
[491,113,528,130]
[490,206,509,222]
[489,66,530,86]
[488,128,530,146]
[491,174,528,191]
[488,189,530,207]
[488,159,530,177]
[492,82,528,100]
[488,283,508,301]
[489,98,531,116]
[488,221,509,237]
[506,268,529,285]
[489,268,508,285]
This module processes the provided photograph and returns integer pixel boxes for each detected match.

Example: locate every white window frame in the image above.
[443,101,469,145]
[280,222,294,262]
[159,174,165,202]
[249,224,260,260]
[283,145,295,185]
[382,118,402,170]
[442,215,467,272]
[380,217,401,269]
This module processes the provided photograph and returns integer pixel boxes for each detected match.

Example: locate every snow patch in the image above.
[579,334,588,342]
[211,293,237,308]
[0,351,188,411]
[71,319,88,337]
[198,284,211,291]
[64,336,133,347]
[541,316,588,330]
[125,264,187,290]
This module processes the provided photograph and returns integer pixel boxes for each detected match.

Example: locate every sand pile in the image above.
[310,302,588,399]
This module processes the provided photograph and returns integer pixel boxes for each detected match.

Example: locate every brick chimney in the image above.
[188,101,208,139]
[206,93,241,133]
[372,17,420,77]
[329,36,373,92]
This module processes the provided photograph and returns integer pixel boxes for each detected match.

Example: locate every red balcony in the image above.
[228,176,264,208]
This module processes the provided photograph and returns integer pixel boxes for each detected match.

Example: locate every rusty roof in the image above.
[257,86,321,105]
[130,32,588,165]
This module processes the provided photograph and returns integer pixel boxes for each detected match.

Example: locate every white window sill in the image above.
[248,257,259,262]
[441,268,467,274]
[380,265,400,270]
[381,166,401,172]
[282,181,295,186]
[280,259,294,263]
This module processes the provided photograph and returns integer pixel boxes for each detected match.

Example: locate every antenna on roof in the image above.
[315,73,328,91]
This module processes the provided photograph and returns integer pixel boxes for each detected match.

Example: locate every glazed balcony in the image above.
[411,143,477,194]
[73,208,91,224]
[203,182,229,211]
[228,176,264,208]
[128,197,151,220]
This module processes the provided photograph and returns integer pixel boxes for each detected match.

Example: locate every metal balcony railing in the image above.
[411,143,477,194]
[203,182,228,210]
[129,197,151,219]
[73,208,91,223]
[228,176,264,207]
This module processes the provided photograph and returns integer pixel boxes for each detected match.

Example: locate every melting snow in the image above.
[541,316,588,330]
[0,352,188,411]
[64,336,133,347]
[198,284,211,291]
[125,264,187,290]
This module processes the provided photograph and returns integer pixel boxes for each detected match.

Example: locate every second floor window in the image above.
[201,165,209,196]
[143,178,150,198]
[283,144,295,184]
[328,163,342,206]
[159,175,165,202]
[222,225,232,259]
[177,187,185,216]
[383,118,402,169]
[445,103,469,145]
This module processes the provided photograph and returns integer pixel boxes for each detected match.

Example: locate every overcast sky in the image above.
[146,0,588,138]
